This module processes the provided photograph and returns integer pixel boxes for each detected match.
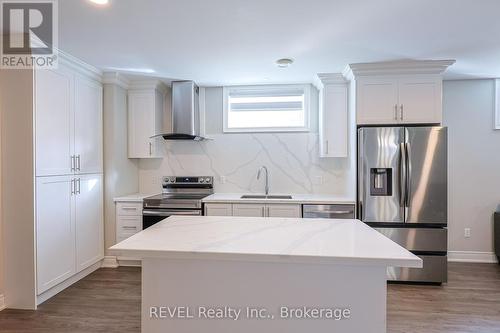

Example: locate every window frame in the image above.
[222,84,311,133]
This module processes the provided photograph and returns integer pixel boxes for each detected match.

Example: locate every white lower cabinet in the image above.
[36,176,76,294]
[115,201,143,243]
[36,174,103,295]
[204,203,232,216]
[206,203,301,218]
[267,204,302,218]
[75,174,104,271]
[232,204,266,217]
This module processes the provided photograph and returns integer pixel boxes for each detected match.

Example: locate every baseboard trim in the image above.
[117,257,142,267]
[101,256,119,268]
[102,255,142,267]
[37,261,102,306]
[448,251,498,263]
[0,294,5,311]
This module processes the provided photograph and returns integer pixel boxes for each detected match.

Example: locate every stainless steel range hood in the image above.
[158,81,204,141]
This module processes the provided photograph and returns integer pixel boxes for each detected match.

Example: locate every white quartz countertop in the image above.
[113,193,159,202]
[202,193,356,205]
[110,216,421,268]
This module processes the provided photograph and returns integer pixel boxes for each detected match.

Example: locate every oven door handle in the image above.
[142,210,202,217]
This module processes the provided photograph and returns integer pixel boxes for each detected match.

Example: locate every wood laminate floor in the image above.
[0,263,498,333]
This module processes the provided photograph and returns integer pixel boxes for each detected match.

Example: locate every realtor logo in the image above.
[1,0,58,68]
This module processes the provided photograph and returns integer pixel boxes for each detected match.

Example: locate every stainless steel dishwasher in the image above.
[302,204,355,219]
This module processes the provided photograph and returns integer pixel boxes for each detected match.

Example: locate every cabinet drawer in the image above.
[117,215,142,228]
[373,227,447,253]
[387,255,447,283]
[116,202,142,216]
[116,216,142,243]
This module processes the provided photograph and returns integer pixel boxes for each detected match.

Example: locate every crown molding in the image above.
[128,79,168,93]
[57,50,103,82]
[3,33,102,82]
[317,73,347,84]
[345,59,456,78]
[102,72,131,89]
[314,73,347,90]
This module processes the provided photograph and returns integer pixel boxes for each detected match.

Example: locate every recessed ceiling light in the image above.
[276,58,294,68]
[88,0,109,5]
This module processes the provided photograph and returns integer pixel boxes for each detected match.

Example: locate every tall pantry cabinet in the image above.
[1,53,104,309]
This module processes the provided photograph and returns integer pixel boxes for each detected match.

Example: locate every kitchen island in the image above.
[110,216,421,333]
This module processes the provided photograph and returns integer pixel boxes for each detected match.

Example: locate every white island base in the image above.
[111,216,421,333]
[143,258,386,332]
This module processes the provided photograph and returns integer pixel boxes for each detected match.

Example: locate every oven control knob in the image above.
[164,178,170,183]
[200,178,205,183]
[205,177,211,183]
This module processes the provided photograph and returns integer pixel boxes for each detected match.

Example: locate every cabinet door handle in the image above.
[149,142,153,156]
[122,207,138,211]
[394,104,398,120]
[400,104,404,121]
[122,226,137,230]
[76,155,81,171]
[71,179,75,195]
[261,207,265,217]
[71,155,75,172]
[325,140,329,155]
[266,206,270,217]
[76,178,81,194]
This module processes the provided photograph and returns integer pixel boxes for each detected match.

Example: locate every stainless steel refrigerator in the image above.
[358,126,447,284]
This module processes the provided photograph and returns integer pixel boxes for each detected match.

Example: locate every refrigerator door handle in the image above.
[404,142,411,208]
[399,142,407,208]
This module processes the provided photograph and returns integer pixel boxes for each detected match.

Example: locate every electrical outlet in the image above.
[464,228,471,238]
[220,176,226,184]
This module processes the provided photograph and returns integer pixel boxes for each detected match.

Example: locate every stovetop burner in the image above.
[143,176,214,210]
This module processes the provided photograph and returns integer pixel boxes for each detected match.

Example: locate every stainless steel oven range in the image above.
[142,176,213,229]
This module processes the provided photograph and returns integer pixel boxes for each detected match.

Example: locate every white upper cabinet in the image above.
[356,78,399,125]
[75,174,104,271]
[398,77,441,124]
[128,80,167,158]
[35,64,103,176]
[356,77,441,125]
[35,67,74,176]
[317,74,349,158]
[74,75,103,174]
[347,60,454,126]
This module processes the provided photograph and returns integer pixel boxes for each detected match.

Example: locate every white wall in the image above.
[138,86,356,198]
[103,83,139,252]
[0,69,36,309]
[0,89,3,301]
[443,79,500,256]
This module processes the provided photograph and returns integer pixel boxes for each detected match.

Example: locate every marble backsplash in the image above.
[138,132,356,198]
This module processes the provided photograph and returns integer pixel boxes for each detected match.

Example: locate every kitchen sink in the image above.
[266,195,293,199]
[240,194,293,199]
[240,195,267,199]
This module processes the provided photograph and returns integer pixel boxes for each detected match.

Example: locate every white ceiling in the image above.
[59,0,500,85]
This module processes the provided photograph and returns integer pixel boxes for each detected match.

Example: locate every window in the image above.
[223,84,310,132]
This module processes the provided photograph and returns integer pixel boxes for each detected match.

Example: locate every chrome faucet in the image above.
[257,166,269,195]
